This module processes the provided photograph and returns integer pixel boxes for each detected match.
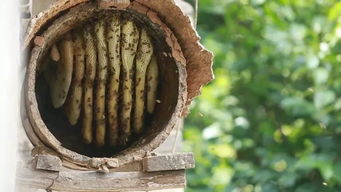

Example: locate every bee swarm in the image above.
[41,13,159,149]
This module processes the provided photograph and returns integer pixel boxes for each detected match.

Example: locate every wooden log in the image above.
[24,2,187,169]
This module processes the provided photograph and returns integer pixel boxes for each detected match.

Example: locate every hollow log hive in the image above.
[23,0,213,170]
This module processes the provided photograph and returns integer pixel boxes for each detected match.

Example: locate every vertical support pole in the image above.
[0,0,20,191]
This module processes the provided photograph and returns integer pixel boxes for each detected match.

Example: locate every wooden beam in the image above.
[16,167,186,191]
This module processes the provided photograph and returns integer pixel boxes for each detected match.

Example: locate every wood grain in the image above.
[17,167,185,191]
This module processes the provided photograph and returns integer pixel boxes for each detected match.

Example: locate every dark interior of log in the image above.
[35,10,179,157]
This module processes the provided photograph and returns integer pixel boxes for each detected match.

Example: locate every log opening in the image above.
[25,2,187,168]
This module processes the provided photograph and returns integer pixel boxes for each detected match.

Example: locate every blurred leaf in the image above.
[313,68,329,84]
[184,0,341,191]
[314,89,335,109]
[280,97,315,116]
[208,144,237,159]
[328,2,341,20]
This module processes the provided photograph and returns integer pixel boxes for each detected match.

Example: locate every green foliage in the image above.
[183,0,341,191]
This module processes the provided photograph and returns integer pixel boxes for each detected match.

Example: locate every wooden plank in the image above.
[35,154,62,172]
[142,153,195,172]
[16,168,58,190]
[16,167,186,192]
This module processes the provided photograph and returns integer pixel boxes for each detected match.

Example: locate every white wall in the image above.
[0,0,20,191]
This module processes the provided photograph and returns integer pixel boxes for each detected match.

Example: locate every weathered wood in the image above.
[17,167,186,191]
[142,153,195,172]
[33,149,195,173]
[16,168,58,192]
[19,122,184,172]
[35,154,62,172]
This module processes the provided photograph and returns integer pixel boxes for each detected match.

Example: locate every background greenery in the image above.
[183,0,341,191]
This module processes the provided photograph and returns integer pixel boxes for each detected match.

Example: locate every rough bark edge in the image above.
[135,0,214,115]
[24,2,187,170]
